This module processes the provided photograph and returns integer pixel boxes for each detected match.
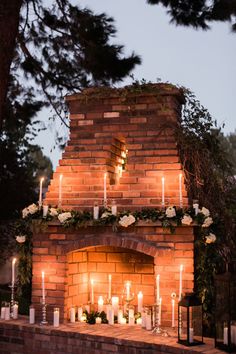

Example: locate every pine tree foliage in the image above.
[147,0,236,31]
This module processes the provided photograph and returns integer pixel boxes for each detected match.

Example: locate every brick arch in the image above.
[64,234,172,261]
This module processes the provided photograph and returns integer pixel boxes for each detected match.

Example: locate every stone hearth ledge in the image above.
[0,317,223,354]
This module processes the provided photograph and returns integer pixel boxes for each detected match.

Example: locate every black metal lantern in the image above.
[178,292,204,346]
[215,263,236,352]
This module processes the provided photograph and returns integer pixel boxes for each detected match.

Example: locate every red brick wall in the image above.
[32,222,194,326]
[45,84,187,210]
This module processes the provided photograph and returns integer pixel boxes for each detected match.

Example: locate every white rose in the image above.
[28,203,38,215]
[200,207,210,217]
[119,215,136,228]
[101,211,112,218]
[181,214,193,226]
[165,206,176,218]
[205,233,216,244]
[50,208,58,217]
[16,235,26,243]
[202,217,213,228]
[22,207,29,219]
[58,212,72,223]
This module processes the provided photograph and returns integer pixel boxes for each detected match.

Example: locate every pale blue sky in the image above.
[35,0,236,169]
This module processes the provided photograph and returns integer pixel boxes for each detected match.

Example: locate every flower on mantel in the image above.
[202,216,213,228]
[200,207,210,217]
[119,214,136,228]
[165,206,176,218]
[22,203,38,218]
[205,233,216,244]
[16,235,26,243]
[58,212,72,224]
[181,214,193,226]
[49,207,58,217]
[101,211,112,218]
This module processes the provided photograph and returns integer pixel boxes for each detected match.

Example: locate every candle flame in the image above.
[91,278,94,285]
[59,174,63,181]
[42,271,45,278]
[161,176,165,182]
[12,258,17,264]
[180,264,183,271]
[40,177,44,183]
[108,274,112,280]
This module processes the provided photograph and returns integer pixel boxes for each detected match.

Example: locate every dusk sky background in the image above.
[34,0,236,169]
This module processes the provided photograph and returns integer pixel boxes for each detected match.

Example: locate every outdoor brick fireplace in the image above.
[31,84,194,326]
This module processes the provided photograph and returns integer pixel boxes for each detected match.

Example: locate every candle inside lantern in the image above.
[39,177,44,208]
[97,296,104,312]
[179,173,183,208]
[171,298,175,327]
[161,176,165,207]
[53,307,60,327]
[90,278,94,305]
[12,258,16,286]
[126,281,131,300]
[137,291,143,313]
[12,302,18,319]
[111,296,119,316]
[179,265,183,301]
[189,327,194,343]
[156,274,160,304]
[58,174,63,207]
[104,172,107,206]
[42,271,45,304]
[108,274,112,300]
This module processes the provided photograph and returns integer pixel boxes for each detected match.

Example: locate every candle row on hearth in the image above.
[0,301,18,320]
[38,172,184,208]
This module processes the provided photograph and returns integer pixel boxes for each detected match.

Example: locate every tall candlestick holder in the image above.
[152,303,170,337]
[41,301,48,325]
[9,282,16,318]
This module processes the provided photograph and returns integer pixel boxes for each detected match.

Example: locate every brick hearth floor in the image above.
[0,317,225,354]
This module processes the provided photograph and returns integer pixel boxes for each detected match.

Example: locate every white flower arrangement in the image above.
[22,203,38,218]
[200,207,210,217]
[101,211,112,218]
[16,235,26,243]
[119,214,136,228]
[49,207,58,217]
[58,212,72,223]
[205,233,216,244]
[202,216,213,228]
[181,214,193,226]
[165,206,176,218]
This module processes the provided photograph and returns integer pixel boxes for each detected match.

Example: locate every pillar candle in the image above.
[161,176,165,207]
[136,317,142,325]
[179,173,183,208]
[107,305,114,324]
[104,172,107,206]
[97,296,104,313]
[137,291,143,313]
[141,311,146,328]
[108,274,112,300]
[111,296,119,316]
[171,298,175,327]
[1,305,6,320]
[90,279,94,305]
[179,265,183,301]
[159,297,162,325]
[145,313,152,330]
[93,202,99,220]
[12,258,16,286]
[29,306,35,324]
[193,200,199,215]
[156,274,160,304]
[118,309,123,324]
[120,317,127,324]
[39,177,44,208]
[42,271,45,304]
[58,174,63,207]
[53,308,60,327]
[128,308,135,325]
[96,317,102,324]
[78,306,83,321]
[4,305,10,320]
[70,306,75,322]
[12,302,18,319]
[43,205,48,217]
[111,200,117,215]
[189,327,194,343]
[126,281,131,300]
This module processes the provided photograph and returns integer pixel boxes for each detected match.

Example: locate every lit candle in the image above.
[93,202,99,220]
[90,278,94,305]
[161,176,165,207]
[29,305,35,324]
[126,281,131,300]
[193,200,199,215]
[4,304,10,320]
[1,305,6,320]
[159,297,162,325]
[128,308,135,325]
[171,298,175,327]
[118,309,123,324]
[108,274,112,300]
[104,172,107,206]
[12,302,18,319]
[145,312,152,330]
[189,327,194,343]
[111,296,119,316]
[12,258,16,286]
[136,317,142,325]
[58,174,63,207]
[70,306,75,322]
[78,306,83,321]
[179,265,183,300]
[111,200,117,215]
[156,274,160,304]
[137,291,143,313]
[53,307,60,327]
[107,304,114,325]
[120,317,127,324]
[42,271,45,304]
[43,205,48,217]
[97,296,104,312]
[39,177,44,208]
[179,173,183,208]
[96,317,102,324]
